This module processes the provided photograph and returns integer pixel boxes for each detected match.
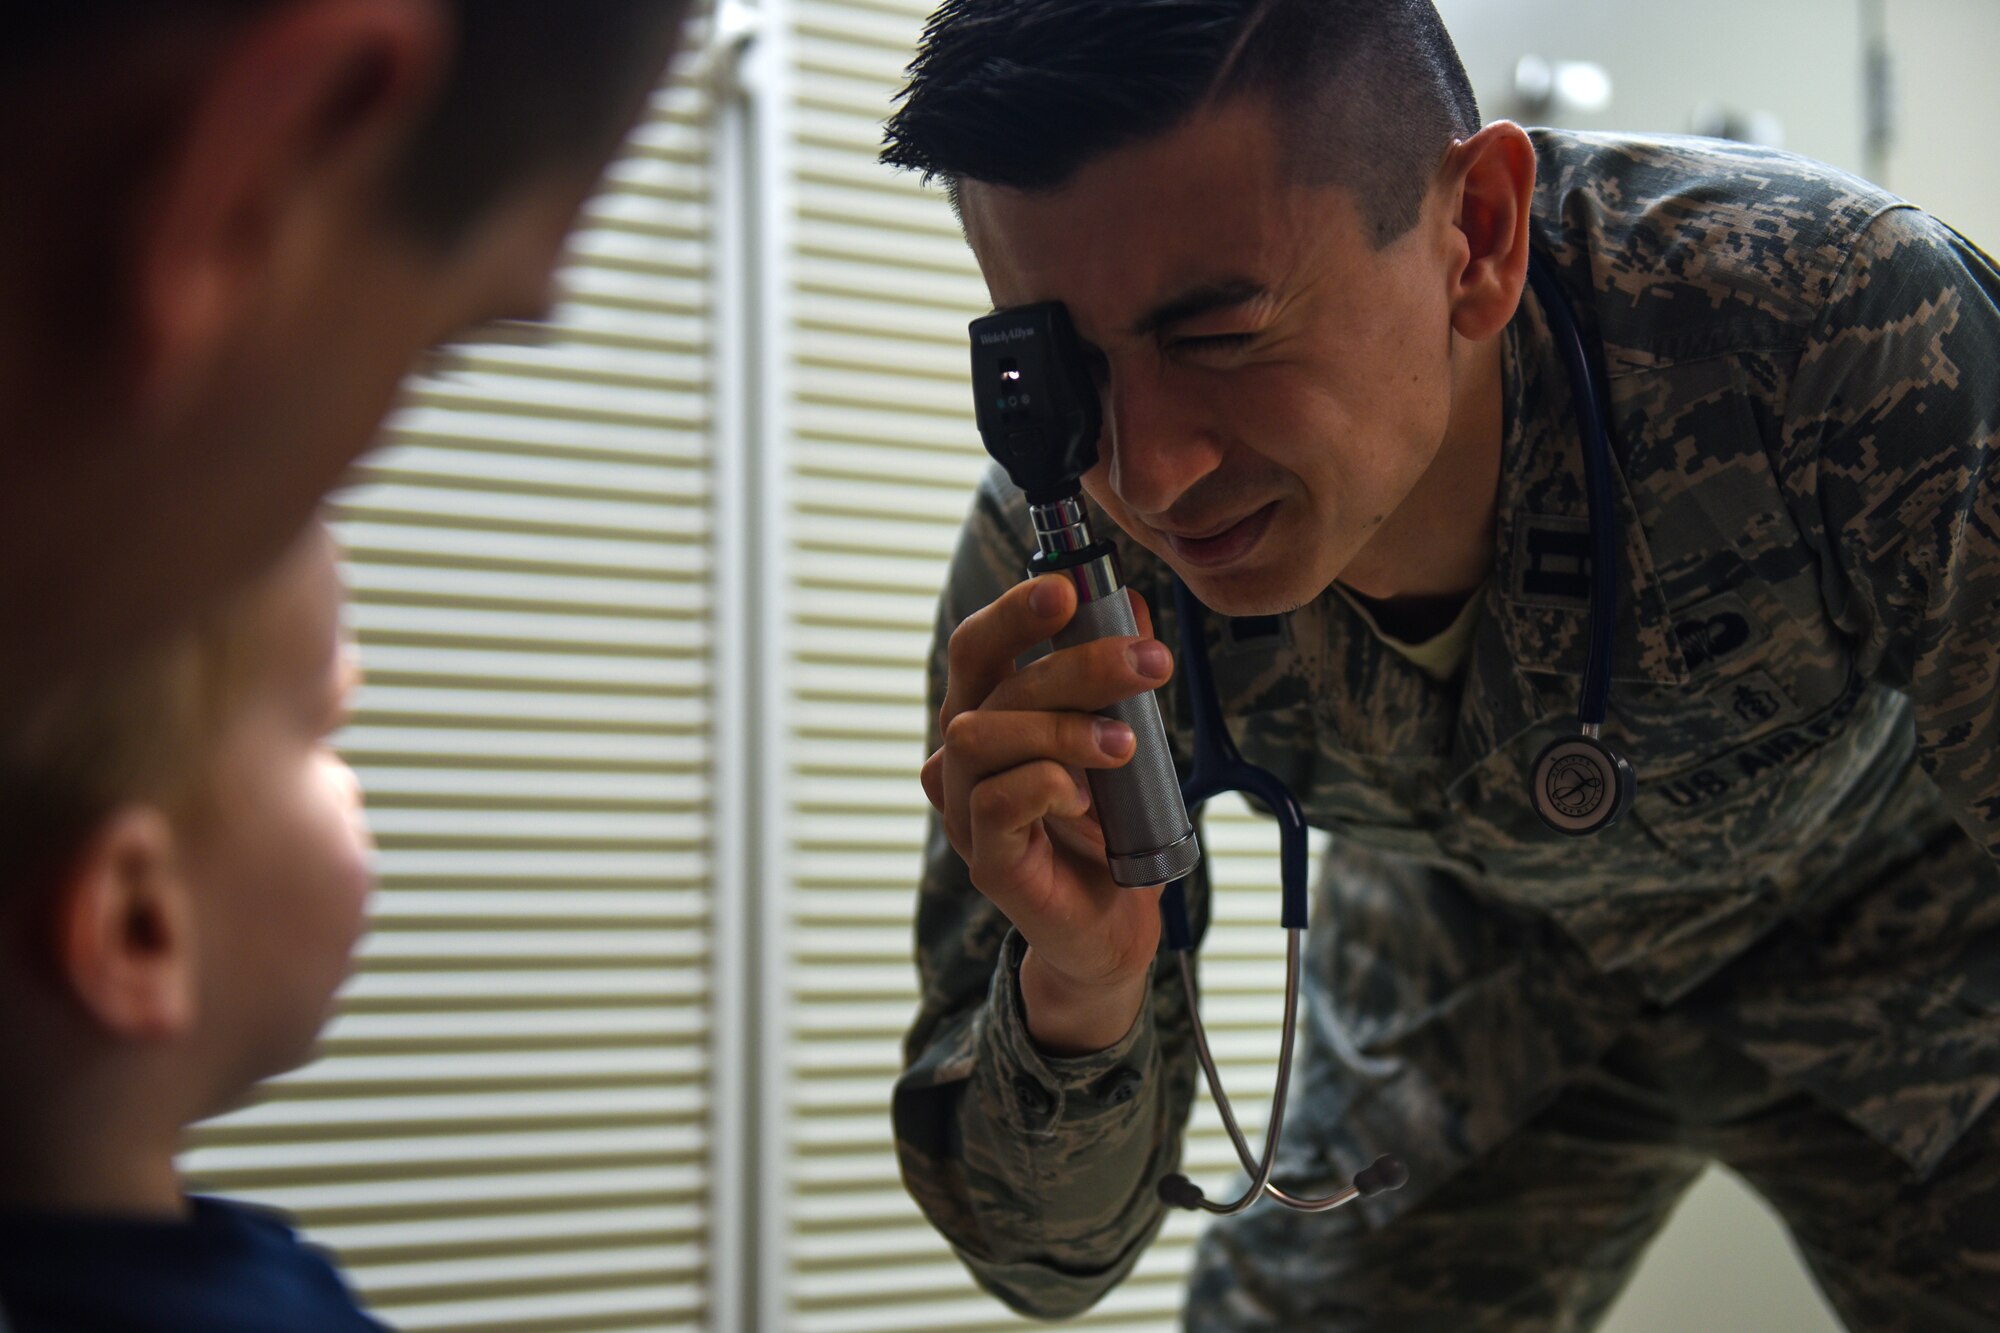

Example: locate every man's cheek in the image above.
[1079,466,1121,519]
[1079,479,1151,549]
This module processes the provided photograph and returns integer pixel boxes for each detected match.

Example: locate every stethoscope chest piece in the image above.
[1530,732,1634,836]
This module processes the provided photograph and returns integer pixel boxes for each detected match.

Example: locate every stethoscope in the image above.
[1153,250,1631,1216]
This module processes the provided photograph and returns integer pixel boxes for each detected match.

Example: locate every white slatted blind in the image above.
[779,4,1300,1328]
[186,72,722,1333]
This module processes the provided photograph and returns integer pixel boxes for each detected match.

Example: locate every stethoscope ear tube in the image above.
[1157,938,1407,1215]
[1157,579,1405,1215]
[1159,879,1196,953]
[1523,252,1620,733]
[1161,933,1302,1215]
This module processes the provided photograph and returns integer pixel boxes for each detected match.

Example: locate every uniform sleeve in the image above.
[1782,206,2000,855]
[891,466,1206,1320]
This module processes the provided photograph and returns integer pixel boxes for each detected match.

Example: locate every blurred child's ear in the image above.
[52,808,199,1041]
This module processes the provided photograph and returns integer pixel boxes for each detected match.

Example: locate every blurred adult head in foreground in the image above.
[0,0,692,707]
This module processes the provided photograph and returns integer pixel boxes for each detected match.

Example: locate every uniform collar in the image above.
[1489,274,1690,689]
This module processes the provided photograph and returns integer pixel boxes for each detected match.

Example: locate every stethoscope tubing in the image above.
[1176,935,1369,1213]
[1525,251,1620,728]
[1162,584,1381,1214]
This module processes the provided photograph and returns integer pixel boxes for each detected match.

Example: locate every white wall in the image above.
[1434,0,1868,172]
[1883,0,2000,247]
[1607,1168,1839,1333]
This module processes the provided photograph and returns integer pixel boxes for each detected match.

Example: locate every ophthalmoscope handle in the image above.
[1052,590,1197,886]
[1032,506,1200,889]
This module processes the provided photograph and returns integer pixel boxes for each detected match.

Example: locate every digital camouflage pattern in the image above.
[894,130,2000,1323]
[1186,1008,2000,1331]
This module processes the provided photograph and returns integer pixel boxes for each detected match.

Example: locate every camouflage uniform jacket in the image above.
[895,129,2000,1319]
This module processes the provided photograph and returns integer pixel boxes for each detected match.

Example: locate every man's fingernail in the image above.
[1030,579,1065,618]
[1097,720,1136,757]
[1130,641,1171,679]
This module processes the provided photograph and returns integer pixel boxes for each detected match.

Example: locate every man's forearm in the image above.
[895,932,1176,1319]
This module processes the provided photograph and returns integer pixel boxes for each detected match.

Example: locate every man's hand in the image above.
[919,574,1175,1056]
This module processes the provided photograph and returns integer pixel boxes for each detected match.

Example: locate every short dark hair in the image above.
[3,0,690,245]
[881,0,1481,246]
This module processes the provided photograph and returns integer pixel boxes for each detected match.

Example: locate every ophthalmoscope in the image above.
[968,304,1201,888]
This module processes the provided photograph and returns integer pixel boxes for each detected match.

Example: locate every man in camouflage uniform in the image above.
[882,1,2000,1329]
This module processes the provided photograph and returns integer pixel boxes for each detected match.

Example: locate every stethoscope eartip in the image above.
[1157,1174,1207,1210]
[1353,1155,1409,1197]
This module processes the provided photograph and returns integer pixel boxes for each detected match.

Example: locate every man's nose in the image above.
[1102,374,1223,518]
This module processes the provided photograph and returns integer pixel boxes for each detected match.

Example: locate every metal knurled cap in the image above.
[1107,829,1201,889]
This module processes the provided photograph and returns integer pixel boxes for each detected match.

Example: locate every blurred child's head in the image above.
[0,520,371,1134]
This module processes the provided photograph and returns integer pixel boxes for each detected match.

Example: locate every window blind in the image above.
[185,72,723,1333]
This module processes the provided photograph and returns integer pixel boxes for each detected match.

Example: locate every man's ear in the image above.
[132,0,451,410]
[52,806,200,1042]
[1440,121,1537,343]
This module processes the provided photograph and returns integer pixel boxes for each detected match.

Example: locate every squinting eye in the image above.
[1174,332,1258,354]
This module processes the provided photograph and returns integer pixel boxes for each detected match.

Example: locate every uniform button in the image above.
[1012,1075,1054,1119]
[1094,1068,1144,1105]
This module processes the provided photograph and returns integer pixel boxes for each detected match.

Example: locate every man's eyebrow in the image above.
[1130,280,1268,337]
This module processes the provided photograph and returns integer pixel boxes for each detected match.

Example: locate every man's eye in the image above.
[1173,332,1258,354]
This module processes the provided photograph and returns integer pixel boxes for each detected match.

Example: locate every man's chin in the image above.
[1173,562,1324,618]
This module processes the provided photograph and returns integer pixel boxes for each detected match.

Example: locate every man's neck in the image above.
[1337,329,1506,606]
[1342,584,1477,645]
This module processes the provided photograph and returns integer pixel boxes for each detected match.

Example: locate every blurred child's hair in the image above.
[0,602,254,900]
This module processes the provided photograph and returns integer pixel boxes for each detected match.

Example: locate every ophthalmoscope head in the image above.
[969,302,1100,505]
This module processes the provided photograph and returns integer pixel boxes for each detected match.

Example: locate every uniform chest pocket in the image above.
[1441,725,1698,899]
[1626,666,1889,873]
